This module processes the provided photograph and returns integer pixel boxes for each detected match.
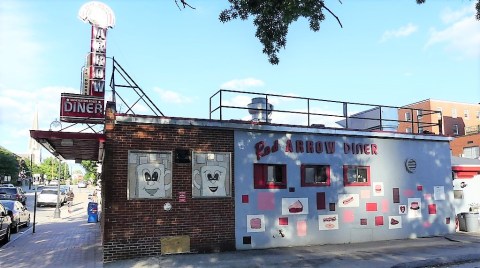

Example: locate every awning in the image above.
[30,130,105,162]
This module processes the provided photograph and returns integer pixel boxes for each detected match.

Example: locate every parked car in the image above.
[77,181,87,188]
[37,189,66,207]
[0,187,27,205]
[0,184,15,187]
[49,180,59,186]
[0,203,12,244]
[0,200,30,233]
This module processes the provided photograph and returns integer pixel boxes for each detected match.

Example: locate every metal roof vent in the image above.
[247,97,273,123]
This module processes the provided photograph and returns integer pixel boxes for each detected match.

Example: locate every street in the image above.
[4,185,97,245]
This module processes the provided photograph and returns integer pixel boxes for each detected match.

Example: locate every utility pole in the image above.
[53,159,61,218]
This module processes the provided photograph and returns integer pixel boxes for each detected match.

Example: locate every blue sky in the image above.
[0,0,479,160]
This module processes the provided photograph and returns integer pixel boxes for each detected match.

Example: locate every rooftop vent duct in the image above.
[247,97,273,123]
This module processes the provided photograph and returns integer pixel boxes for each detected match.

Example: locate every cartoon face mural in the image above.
[136,163,171,198]
[193,165,227,197]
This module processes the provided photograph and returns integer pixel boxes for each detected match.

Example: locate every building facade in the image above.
[398,99,480,158]
[101,103,456,262]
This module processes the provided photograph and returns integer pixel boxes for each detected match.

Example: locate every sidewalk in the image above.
[1,186,479,268]
[0,188,102,268]
[104,231,480,268]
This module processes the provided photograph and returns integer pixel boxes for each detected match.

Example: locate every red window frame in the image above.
[254,163,287,189]
[301,164,331,187]
[343,165,371,186]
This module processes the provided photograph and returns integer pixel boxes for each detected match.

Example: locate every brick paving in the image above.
[0,189,102,268]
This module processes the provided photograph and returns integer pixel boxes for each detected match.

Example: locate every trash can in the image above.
[458,212,479,232]
[87,202,98,223]
[464,212,479,232]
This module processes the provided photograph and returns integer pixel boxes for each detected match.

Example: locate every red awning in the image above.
[30,130,105,162]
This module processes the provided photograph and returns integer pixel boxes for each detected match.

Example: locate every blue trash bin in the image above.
[88,202,98,223]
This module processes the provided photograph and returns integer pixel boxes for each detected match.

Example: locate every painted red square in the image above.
[428,204,437,214]
[279,217,288,225]
[317,192,326,210]
[360,218,367,225]
[366,203,377,211]
[417,185,423,191]
[242,195,249,203]
[375,216,384,226]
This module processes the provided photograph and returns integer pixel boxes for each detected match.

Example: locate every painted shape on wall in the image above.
[136,163,171,198]
[366,203,378,211]
[361,190,371,199]
[433,186,445,200]
[375,216,384,226]
[297,220,307,236]
[247,215,265,232]
[382,199,389,213]
[192,152,231,197]
[317,192,326,210]
[398,204,407,214]
[318,214,339,230]
[343,210,355,223]
[408,198,422,218]
[373,182,384,196]
[282,198,309,215]
[428,204,437,214]
[338,194,359,208]
[128,151,172,199]
[388,216,402,229]
[258,192,275,210]
[393,188,400,203]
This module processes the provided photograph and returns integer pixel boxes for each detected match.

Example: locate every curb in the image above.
[391,254,480,268]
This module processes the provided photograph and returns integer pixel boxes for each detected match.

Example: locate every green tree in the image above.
[81,160,98,184]
[216,0,480,64]
[0,147,20,183]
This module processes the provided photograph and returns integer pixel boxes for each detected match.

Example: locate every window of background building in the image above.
[464,110,469,119]
[452,108,457,118]
[437,107,442,119]
[301,165,330,187]
[343,165,370,186]
[417,110,422,118]
[453,124,459,135]
[463,146,480,159]
[405,112,411,121]
[406,127,412,133]
[418,127,424,133]
[254,163,287,189]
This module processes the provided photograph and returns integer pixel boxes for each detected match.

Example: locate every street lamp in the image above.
[53,159,61,218]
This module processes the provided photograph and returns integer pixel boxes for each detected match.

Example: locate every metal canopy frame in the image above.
[109,57,164,116]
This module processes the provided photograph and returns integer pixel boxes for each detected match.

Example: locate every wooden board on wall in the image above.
[161,235,190,254]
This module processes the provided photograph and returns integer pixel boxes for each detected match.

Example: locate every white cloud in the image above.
[0,85,77,153]
[380,23,418,43]
[425,13,480,58]
[153,87,193,104]
[220,78,265,90]
[440,4,473,24]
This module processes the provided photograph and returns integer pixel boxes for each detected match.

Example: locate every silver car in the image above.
[0,200,30,233]
[37,189,66,207]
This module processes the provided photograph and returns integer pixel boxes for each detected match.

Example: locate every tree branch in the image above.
[321,3,343,28]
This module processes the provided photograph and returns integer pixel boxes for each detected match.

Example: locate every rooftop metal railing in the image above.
[209,89,443,134]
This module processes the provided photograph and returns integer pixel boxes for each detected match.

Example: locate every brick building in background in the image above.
[398,99,480,158]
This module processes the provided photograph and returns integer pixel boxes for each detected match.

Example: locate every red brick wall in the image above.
[102,123,235,262]
[450,133,480,157]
